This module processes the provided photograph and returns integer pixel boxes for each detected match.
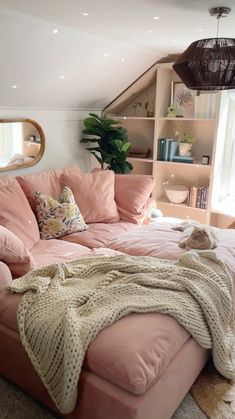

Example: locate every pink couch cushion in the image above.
[61,170,120,223]
[60,221,138,248]
[30,239,91,268]
[115,174,155,224]
[85,312,190,395]
[0,226,36,277]
[0,177,40,249]
[17,166,81,212]
[0,262,12,291]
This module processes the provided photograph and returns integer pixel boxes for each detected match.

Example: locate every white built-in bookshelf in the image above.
[103,62,224,224]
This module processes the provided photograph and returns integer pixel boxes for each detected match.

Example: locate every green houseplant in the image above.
[80,113,133,174]
[173,125,195,157]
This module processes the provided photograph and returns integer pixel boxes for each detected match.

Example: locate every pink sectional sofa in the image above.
[0,166,235,419]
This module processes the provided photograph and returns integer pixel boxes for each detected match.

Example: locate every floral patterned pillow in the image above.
[35,186,88,240]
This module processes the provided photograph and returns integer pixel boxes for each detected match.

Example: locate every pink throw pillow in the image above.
[115,174,155,224]
[61,170,120,223]
[0,226,36,278]
[0,262,12,290]
[17,165,81,212]
[0,177,40,249]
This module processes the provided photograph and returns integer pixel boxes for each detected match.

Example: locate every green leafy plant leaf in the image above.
[80,113,133,174]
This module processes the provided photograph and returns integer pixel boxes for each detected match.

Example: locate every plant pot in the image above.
[179,143,192,157]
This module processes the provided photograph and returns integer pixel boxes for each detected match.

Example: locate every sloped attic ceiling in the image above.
[0,0,235,110]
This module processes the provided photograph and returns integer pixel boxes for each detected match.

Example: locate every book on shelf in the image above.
[157,138,179,161]
[187,186,209,209]
[200,187,209,209]
[172,155,194,164]
[189,186,198,207]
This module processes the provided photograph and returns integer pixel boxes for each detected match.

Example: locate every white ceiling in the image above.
[0,0,235,110]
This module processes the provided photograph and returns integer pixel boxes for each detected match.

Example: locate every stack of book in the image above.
[158,138,194,163]
[158,138,179,161]
[187,186,209,209]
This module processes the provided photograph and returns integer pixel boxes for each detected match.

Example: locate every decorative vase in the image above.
[179,143,192,157]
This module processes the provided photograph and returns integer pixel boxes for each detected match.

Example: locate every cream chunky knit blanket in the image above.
[8,251,235,414]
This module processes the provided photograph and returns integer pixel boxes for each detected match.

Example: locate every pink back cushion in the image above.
[61,170,120,223]
[0,177,40,249]
[0,262,12,290]
[0,225,36,278]
[17,166,81,212]
[115,174,155,224]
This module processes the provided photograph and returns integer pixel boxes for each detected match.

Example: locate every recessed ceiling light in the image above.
[173,39,177,43]
[60,75,65,79]
[153,16,159,20]
[121,58,126,62]
[82,12,89,16]
[148,30,155,34]
[104,53,109,57]
[12,85,17,89]
[53,29,59,34]
[198,28,204,32]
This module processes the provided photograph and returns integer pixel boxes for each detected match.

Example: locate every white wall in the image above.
[0,108,100,176]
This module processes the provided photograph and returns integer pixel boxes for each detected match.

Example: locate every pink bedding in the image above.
[31,239,91,267]
[60,221,138,248]
[107,221,235,276]
[30,239,120,268]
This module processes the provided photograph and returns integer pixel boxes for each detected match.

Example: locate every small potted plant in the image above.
[173,125,196,156]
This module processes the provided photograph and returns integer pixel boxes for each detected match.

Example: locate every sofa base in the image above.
[0,324,209,419]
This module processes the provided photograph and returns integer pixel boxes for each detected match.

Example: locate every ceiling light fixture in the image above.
[53,29,59,34]
[60,75,65,79]
[12,85,17,89]
[173,6,235,90]
[104,53,109,57]
[82,12,89,16]
[121,58,126,62]
[153,16,159,20]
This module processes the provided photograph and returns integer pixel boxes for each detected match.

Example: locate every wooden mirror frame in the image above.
[0,118,45,172]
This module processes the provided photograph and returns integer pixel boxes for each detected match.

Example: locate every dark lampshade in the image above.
[173,38,235,91]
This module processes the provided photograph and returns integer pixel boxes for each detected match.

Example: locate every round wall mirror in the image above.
[0,118,45,172]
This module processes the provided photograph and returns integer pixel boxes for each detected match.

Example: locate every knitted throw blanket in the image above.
[8,251,235,414]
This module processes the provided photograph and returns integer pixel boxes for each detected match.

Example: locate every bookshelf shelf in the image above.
[157,196,210,223]
[158,117,216,122]
[157,196,208,212]
[155,161,211,170]
[113,116,155,121]
[128,157,153,162]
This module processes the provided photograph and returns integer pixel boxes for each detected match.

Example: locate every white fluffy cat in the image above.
[172,220,217,250]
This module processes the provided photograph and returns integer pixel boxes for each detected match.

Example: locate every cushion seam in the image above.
[0,243,31,263]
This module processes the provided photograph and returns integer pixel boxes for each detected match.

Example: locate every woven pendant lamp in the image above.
[173,7,235,91]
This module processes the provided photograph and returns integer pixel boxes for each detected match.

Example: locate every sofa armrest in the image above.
[0,262,13,291]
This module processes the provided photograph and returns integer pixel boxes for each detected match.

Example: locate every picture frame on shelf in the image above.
[171,81,195,118]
